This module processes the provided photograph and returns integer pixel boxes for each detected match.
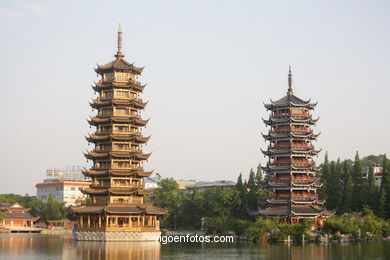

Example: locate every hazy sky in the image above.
[1,0,389,195]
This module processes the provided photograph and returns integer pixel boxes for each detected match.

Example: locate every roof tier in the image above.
[262,131,320,141]
[88,116,149,127]
[86,134,150,144]
[72,203,166,215]
[264,94,317,111]
[263,116,318,126]
[261,147,321,157]
[82,168,153,178]
[90,98,147,110]
[95,56,144,75]
[85,151,151,161]
[93,81,146,92]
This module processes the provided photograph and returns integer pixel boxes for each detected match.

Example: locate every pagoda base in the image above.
[73,231,161,241]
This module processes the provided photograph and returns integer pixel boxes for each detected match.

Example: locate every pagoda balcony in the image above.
[270,176,316,182]
[269,144,314,150]
[95,129,140,135]
[110,183,145,189]
[272,111,310,118]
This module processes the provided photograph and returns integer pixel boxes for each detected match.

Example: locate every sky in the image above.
[0,0,389,195]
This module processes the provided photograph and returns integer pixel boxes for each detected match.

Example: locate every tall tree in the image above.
[246,169,258,210]
[255,164,263,185]
[319,152,330,200]
[326,159,342,211]
[339,160,353,214]
[366,165,379,213]
[351,151,364,211]
[235,173,244,193]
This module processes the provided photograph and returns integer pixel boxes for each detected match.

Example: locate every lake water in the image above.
[1,235,390,259]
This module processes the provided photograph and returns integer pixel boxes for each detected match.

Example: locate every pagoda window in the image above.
[114,90,130,98]
[113,124,130,133]
[99,108,113,116]
[114,107,130,116]
[98,125,112,134]
[112,160,131,169]
[101,90,113,99]
[113,142,130,151]
[103,72,114,82]
[114,72,130,82]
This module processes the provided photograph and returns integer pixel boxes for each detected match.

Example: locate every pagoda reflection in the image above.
[74,241,161,260]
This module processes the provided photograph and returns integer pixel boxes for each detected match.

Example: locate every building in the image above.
[255,68,333,223]
[176,179,197,190]
[72,26,166,241]
[186,180,235,192]
[0,202,40,232]
[143,176,162,190]
[36,166,91,206]
[363,166,383,187]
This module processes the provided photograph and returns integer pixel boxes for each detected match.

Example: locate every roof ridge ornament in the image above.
[287,65,293,95]
[115,23,124,58]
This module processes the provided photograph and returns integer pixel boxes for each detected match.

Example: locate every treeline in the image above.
[153,166,267,230]
[320,152,390,219]
[0,193,69,221]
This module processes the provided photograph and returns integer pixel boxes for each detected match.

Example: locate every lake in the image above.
[1,235,390,259]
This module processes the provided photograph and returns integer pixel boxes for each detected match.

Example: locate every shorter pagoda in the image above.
[255,68,333,223]
[72,26,166,241]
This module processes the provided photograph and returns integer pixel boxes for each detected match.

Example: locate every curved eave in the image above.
[82,188,107,195]
[85,151,151,160]
[88,116,149,126]
[86,134,150,143]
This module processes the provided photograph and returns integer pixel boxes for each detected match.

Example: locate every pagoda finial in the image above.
[287,65,293,95]
[115,23,124,58]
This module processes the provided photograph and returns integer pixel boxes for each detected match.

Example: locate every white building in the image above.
[36,166,91,207]
[364,166,383,187]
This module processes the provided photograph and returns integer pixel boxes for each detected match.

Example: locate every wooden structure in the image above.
[0,202,40,233]
[257,67,333,222]
[72,26,166,241]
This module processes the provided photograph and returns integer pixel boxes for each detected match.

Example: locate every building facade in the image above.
[185,180,235,192]
[257,68,333,223]
[72,26,166,241]
[36,166,91,206]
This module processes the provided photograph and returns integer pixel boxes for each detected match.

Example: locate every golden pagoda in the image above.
[72,25,166,241]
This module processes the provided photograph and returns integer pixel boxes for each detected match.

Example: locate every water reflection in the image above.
[1,235,390,260]
[75,241,160,259]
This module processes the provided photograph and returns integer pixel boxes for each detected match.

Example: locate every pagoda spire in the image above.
[115,24,124,58]
[287,65,293,95]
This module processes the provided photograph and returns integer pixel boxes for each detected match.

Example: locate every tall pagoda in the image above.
[72,26,166,241]
[257,68,333,223]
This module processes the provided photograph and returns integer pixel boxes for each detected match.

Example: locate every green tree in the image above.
[43,193,66,220]
[154,178,184,229]
[351,152,364,211]
[339,160,353,214]
[255,164,263,185]
[319,152,330,200]
[366,165,379,213]
[327,160,341,211]
[246,169,258,210]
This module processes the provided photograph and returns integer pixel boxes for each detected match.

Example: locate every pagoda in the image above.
[72,26,166,241]
[257,67,333,223]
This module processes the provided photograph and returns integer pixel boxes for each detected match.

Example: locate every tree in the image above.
[154,178,184,229]
[326,160,341,211]
[255,164,263,185]
[43,193,66,220]
[339,160,353,214]
[351,152,364,211]
[319,152,330,200]
[366,165,379,213]
[235,173,244,193]
[246,169,258,210]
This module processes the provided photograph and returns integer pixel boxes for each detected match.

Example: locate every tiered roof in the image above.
[254,67,333,219]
